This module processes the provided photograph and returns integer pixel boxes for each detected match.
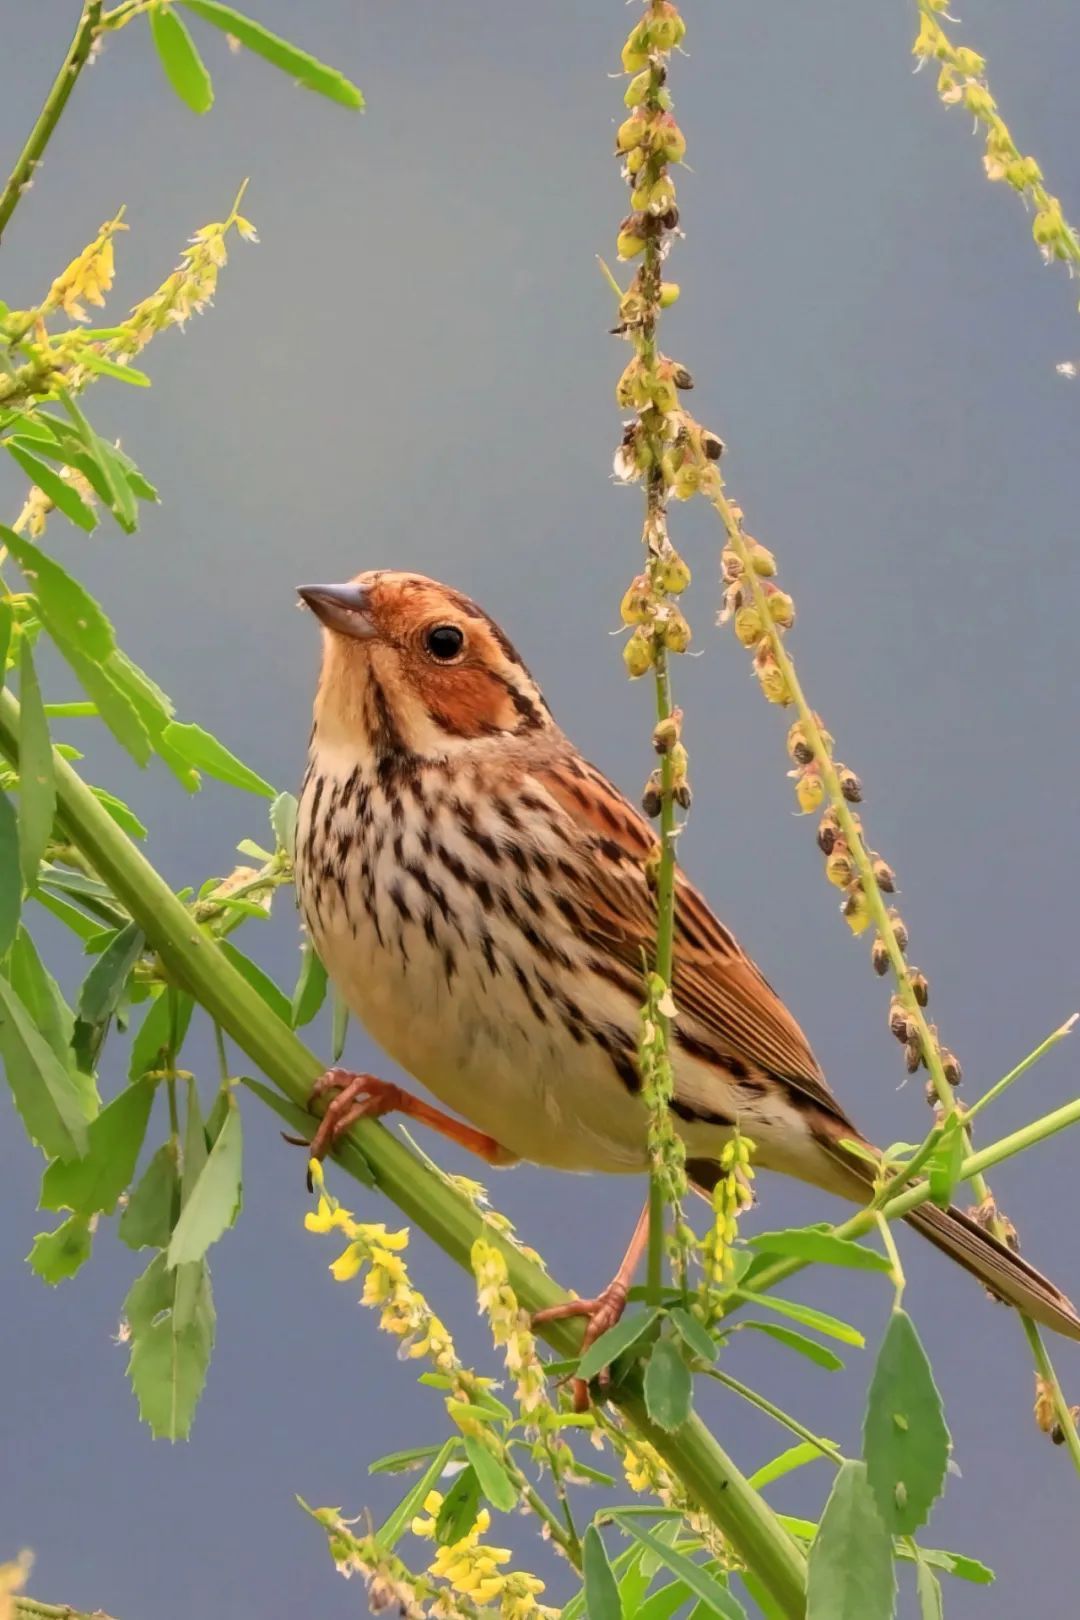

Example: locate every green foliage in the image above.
[27,1212,94,1284]
[863,1310,951,1535]
[806,1461,896,1620]
[149,6,214,114]
[583,1525,621,1620]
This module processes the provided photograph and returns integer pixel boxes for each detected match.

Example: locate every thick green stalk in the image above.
[0,686,807,1617]
[0,2,103,245]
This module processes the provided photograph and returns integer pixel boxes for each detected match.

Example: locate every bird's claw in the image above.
[284,1068,397,1189]
[533,1280,629,1412]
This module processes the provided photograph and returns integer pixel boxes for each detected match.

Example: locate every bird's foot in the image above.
[286,1068,402,1188]
[533,1279,630,1412]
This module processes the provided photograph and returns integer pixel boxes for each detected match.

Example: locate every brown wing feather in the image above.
[535,754,853,1128]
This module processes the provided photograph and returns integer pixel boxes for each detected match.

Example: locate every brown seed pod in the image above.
[888,909,909,952]
[838,768,863,803]
[941,1049,963,1087]
[642,779,663,818]
[872,858,897,893]
[817,810,840,855]
[701,430,724,461]
[871,937,890,975]
[905,1040,922,1074]
[909,970,929,1006]
[889,997,912,1043]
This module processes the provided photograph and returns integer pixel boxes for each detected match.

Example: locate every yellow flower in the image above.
[304,1196,338,1234]
[329,1243,365,1282]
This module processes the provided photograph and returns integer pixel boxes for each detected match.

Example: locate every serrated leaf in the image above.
[863,1309,950,1535]
[434,1465,481,1544]
[177,0,363,107]
[74,919,144,1070]
[668,1306,718,1364]
[0,969,92,1159]
[748,1441,830,1492]
[911,1547,993,1585]
[0,791,21,954]
[90,785,147,839]
[1,528,114,660]
[160,720,273,796]
[40,1079,154,1214]
[736,1320,845,1371]
[124,1250,215,1439]
[167,1097,242,1266]
[290,941,327,1028]
[733,1290,864,1347]
[119,1140,180,1249]
[583,1526,621,1620]
[7,926,75,1065]
[577,1308,660,1384]
[17,642,55,885]
[749,1225,892,1273]
[27,1212,93,1283]
[52,642,152,764]
[219,940,291,1023]
[149,4,214,112]
[4,440,98,530]
[462,1436,518,1512]
[914,1553,944,1620]
[643,1335,693,1431]
[129,988,194,1079]
[611,1517,747,1619]
[806,1460,896,1620]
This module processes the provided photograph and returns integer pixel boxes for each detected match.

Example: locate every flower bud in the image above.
[644,847,662,890]
[748,542,777,576]
[624,69,652,107]
[616,113,647,153]
[626,146,648,176]
[825,848,853,887]
[654,114,687,163]
[765,587,795,628]
[620,573,653,625]
[871,936,890,975]
[887,909,909,952]
[652,709,681,754]
[649,3,686,51]
[733,605,764,648]
[623,627,654,678]
[871,857,896,893]
[755,648,791,705]
[838,767,863,803]
[662,608,691,652]
[795,768,824,814]
[659,281,681,307]
[909,970,929,1006]
[659,552,691,593]
[621,24,651,73]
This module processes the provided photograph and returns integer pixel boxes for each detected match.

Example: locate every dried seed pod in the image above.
[838,767,863,803]
[871,936,890,975]
[889,997,912,1043]
[825,848,853,887]
[721,547,742,582]
[765,587,795,629]
[909,970,929,1006]
[817,809,840,855]
[673,782,692,810]
[888,909,909,952]
[641,772,664,818]
[662,608,691,653]
[786,721,811,764]
[652,710,681,754]
[754,647,791,706]
[903,1040,921,1074]
[941,1049,963,1087]
[733,604,764,648]
[701,429,724,461]
[671,364,694,390]
[616,112,647,152]
[871,857,897,894]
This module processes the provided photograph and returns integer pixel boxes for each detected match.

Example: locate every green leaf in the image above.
[1,528,114,660]
[914,1552,944,1620]
[434,1465,481,1545]
[863,1309,950,1535]
[612,1517,747,1619]
[149,4,214,112]
[119,1141,180,1249]
[668,1306,718,1364]
[732,1291,864,1347]
[577,1308,661,1383]
[124,1250,215,1439]
[177,0,364,107]
[927,1117,965,1209]
[331,988,348,1061]
[40,1079,154,1214]
[181,1076,208,1195]
[806,1460,896,1620]
[369,1442,449,1476]
[72,351,152,387]
[377,1439,460,1551]
[90,785,147,839]
[271,790,297,855]
[34,886,102,941]
[738,1574,787,1620]
[74,919,144,1069]
[748,1441,830,1492]
[643,1336,693,1431]
[56,391,139,531]
[17,642,55,885]
[635,1581,691,1620]
[167,1095,243,1265]
[219,940,291,1024]
[53,645,152,764]
[748,1225,892,1274]
[7,926,75,1066]
[130,988,194,1079]
[735,1320,845,1371]
[4,441,98,530]
[0,597,12,682]
[160,720,274,796]
[911,1547,993,1586]
[583,1526,622,1620]
[462,1436,518,1512]
[0,969,92,1159]
[27,1213,93,1283]
[290,941,327,1028]
[0,791,21,954]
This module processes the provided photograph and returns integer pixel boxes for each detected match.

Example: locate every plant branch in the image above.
[0,685,808,1619]
[0,2,103,245]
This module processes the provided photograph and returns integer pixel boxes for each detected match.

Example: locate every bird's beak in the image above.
[297,582,376,639]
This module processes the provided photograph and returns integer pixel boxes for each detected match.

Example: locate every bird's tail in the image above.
[820,1134,1080,1342]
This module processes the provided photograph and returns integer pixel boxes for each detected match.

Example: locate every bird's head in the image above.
[299,570,554,761]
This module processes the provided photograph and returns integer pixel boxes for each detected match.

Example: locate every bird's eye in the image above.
[424,623,465,661]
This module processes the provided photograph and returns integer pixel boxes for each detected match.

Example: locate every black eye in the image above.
[424,623,464,661]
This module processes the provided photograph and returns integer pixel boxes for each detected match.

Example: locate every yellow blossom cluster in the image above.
[305,1166,457,1371]
[43,212,126,322]
[109,199,257,359]
[699,1133,755,1315]
[912,0,1080,278]
[412,1496,553,1620]
[470,1239,554,1424]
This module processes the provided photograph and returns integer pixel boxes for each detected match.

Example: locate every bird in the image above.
[293,568,1080,1387]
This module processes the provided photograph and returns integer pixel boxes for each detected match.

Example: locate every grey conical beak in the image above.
[297,582,375,639]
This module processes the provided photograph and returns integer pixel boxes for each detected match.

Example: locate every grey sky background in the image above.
[2,3,1080,1616]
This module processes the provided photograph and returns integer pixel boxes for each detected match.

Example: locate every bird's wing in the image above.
[533,753,853,1128]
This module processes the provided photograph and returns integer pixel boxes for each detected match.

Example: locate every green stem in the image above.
[964,1015,1077,1123]
[0,686,807,1618]
[705,1366,844,1468]
[14,1602,118,1620]
[1022,1316,1080,1475]
[0,2,103,245]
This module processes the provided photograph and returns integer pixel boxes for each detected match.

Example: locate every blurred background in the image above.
[2,3,1079,1615]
